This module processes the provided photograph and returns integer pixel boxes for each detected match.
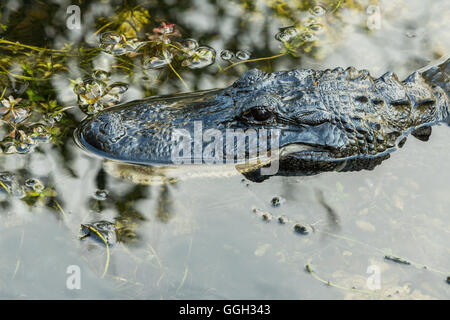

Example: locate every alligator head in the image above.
[76,62,449,180]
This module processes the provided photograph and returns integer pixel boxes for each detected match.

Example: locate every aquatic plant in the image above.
[72,70,129,115]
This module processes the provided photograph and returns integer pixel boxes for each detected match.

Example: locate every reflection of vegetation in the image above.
[88,167,148,244]
[96,6,151,39]
[0,171,64,218]
[156,183,174,223]
[88,164,178,244]
[0,0,381,245]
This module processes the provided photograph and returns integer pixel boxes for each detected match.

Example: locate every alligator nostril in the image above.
[355,96,369,103]
[372,99,384,105]
[416,99,435,108]
[390,99,411,107]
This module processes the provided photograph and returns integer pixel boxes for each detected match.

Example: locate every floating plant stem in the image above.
[110,64,133,72]
[115,56,136,68]
[50,106,74,118]
[331,0,342,13]
[0,66,50,82]
[54,200,67,219]
[305,262,385,298]
[92,21,115,38]
[141,40,183,52]
[81,224,110,278]
[0,39,67,53]
[0,181,10,195]
[176,266,189,294]
[12,260,20,279]
[167,61,189,90]
[147,243,163,269]
[109,274,143,287]
[318,229,448,276]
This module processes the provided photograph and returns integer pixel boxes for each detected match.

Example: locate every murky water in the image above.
[0,0,449,299]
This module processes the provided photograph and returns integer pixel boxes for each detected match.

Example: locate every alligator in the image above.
[76,56,449,181]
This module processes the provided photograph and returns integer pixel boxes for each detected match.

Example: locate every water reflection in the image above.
[0,0,449,299]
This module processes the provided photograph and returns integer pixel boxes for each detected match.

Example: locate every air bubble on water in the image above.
[73,82,87,95]
[308,23,323,32]
[220,50,234,61]
[9,108,30,124]
[74,77,109,113]
[284,27,299,38]
[99,32,127,56]
[106,82,129,95]
[74,69,129,114]
[182,38,199,51]
[92,69,110,82]
[30,125,51,143]
[143,51,173,69]
[16,143,32,154]
[83,80,105,98]
[99,32,145,56]
[181,39,198,58]
[186,46,216,69]
[101,94,121,106]
[54,113,63,121]
[3,142,17,154]
[310,5,327,16]
[110,47,128,56]
[405,30,417,38]
[275,27,298,42]
[275,31,289,42]
[18,132,35,146]
[78,93,96,109]
[236,50,251,61]
[33,125,45,134]
[86,102,104,115]
[99,31,121,45]
[93,189,109,201]
[0,173,25,198]
[300,32,316,42]
[143,57,169,69]
[25,178,44,193]
[123,39,146,53]
[46,115,56,125]
[47,112,63,124]
[0,172,15,183]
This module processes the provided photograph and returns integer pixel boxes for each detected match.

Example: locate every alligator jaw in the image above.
[280,143,328,157]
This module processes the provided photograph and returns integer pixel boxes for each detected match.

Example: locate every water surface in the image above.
[0,0,449,299]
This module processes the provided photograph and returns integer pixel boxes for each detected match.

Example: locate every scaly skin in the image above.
[76,57,449,178]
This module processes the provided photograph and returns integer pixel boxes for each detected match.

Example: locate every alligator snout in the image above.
[78,113,127,155]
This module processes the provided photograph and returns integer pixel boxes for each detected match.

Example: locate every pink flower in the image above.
[153,22,176,34]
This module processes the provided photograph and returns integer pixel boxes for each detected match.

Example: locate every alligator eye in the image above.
[242,106,273,122]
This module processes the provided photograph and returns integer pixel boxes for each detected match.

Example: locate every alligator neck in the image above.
[419,55,449,98]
